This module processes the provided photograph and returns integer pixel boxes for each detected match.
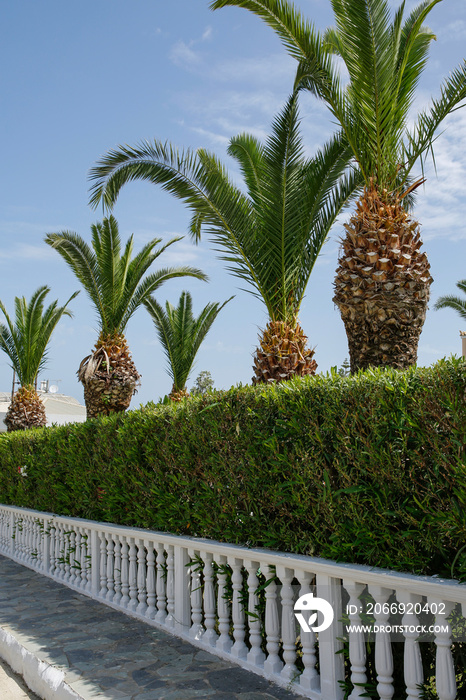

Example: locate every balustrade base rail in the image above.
[0,504,465,700]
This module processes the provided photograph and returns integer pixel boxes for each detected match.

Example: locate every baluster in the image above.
[106,536,115,601]
[15,517,22,560]
[80,530,88,591]
[202,553,218,646]
[31,518,38,565]
[262,563,283,676]
[71,531,80,585]
[27,517,32,563]
[397,591,424,699]
[113,536,122,605]
[120,539,130,607]
[145,541,156,619]
[136,541,147,615]
[30,518,37,567]
[189,549,204,640]
[369,585,394,700]
[99,532,107,598]
[127,539,138,611]
[24,517,31,564]
[155,545,167,624]
[30,518,37,565]
[49,525,56,576]
[58,525,66,580]
[19,517,25,562]
[64,530,71,582]
[428,597,456,700]
[165,545,175,628]
[246,561,265,667]
[277,565,297,682]
[229,557,247,659]
[295,570,319,692]
[216,556,232,653]
[344,580,367,699]
[36,519,43,570]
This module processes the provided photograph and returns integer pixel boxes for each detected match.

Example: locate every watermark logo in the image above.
[294,592,334,633]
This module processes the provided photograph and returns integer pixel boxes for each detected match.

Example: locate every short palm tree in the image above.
[89,93,361,383]
[45,215,207,417]
[434,280,466,322]
[145,291,232,400]
[211,0,466,371]
[0,286,78,431]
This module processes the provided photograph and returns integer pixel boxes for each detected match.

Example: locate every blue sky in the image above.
[1,0,465,406]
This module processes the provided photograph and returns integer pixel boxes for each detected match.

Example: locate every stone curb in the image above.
[0,626,82,700]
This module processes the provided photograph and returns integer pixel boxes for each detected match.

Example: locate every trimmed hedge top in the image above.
[1,357,465,580]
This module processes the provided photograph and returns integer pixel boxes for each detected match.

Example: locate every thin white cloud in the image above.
[414,109,466,240]
[0,243,57,261]
[202,26,213,42]
[170,40,201,68]
[169,25,214,69]
[437,20,466,42]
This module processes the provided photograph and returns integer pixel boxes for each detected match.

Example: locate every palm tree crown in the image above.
[45,215,207,337]
[0,286,78,387]
[88,94,360,327]
[211,0,466,194]
[145,291,232,399]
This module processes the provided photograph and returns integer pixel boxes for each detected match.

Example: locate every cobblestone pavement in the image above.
[0,555,301,700]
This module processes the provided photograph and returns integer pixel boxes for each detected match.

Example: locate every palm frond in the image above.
[89,91,357,325]
[434,280,466,321]
[215,0,465,194]
[0,287,78,387]
[47,216,206,336]
[145,292,232,392]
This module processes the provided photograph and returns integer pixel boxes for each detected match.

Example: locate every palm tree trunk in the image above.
[252,320,317,384]
[333,186,432,372]
[5,385,47,431]
[78,332,141,418]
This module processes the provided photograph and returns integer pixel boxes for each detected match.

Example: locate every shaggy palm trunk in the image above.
[169,386,189,402]
[5,385,47,431]
[333,185,433,372]
[78,332,141,419]
[252,320,317,384]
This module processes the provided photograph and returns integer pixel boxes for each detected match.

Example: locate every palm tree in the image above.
[0,286,78,431]
[45,215,207,418]
[145,291,232,400]
[210,0,466,371]
[88,93,361,383]
[434,280,466,321]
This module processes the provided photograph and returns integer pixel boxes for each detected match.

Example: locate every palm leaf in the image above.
[145,292,232,392]
[46,214,207,336]
[0,287,78,387]
[89,93,358,325]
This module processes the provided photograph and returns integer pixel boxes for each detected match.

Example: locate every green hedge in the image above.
[1,357,465,580]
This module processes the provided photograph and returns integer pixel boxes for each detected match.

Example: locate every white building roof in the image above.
[0,391,86,430]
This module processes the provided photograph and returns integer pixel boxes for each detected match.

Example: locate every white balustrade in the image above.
[0,503,465,700]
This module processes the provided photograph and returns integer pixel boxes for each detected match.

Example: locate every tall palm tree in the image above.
[0,286,78,431]
[45,215,207,418]
[145,291,232,400]
[210,0,466,371]
[434,280,466,321]
[89,93,361,383]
